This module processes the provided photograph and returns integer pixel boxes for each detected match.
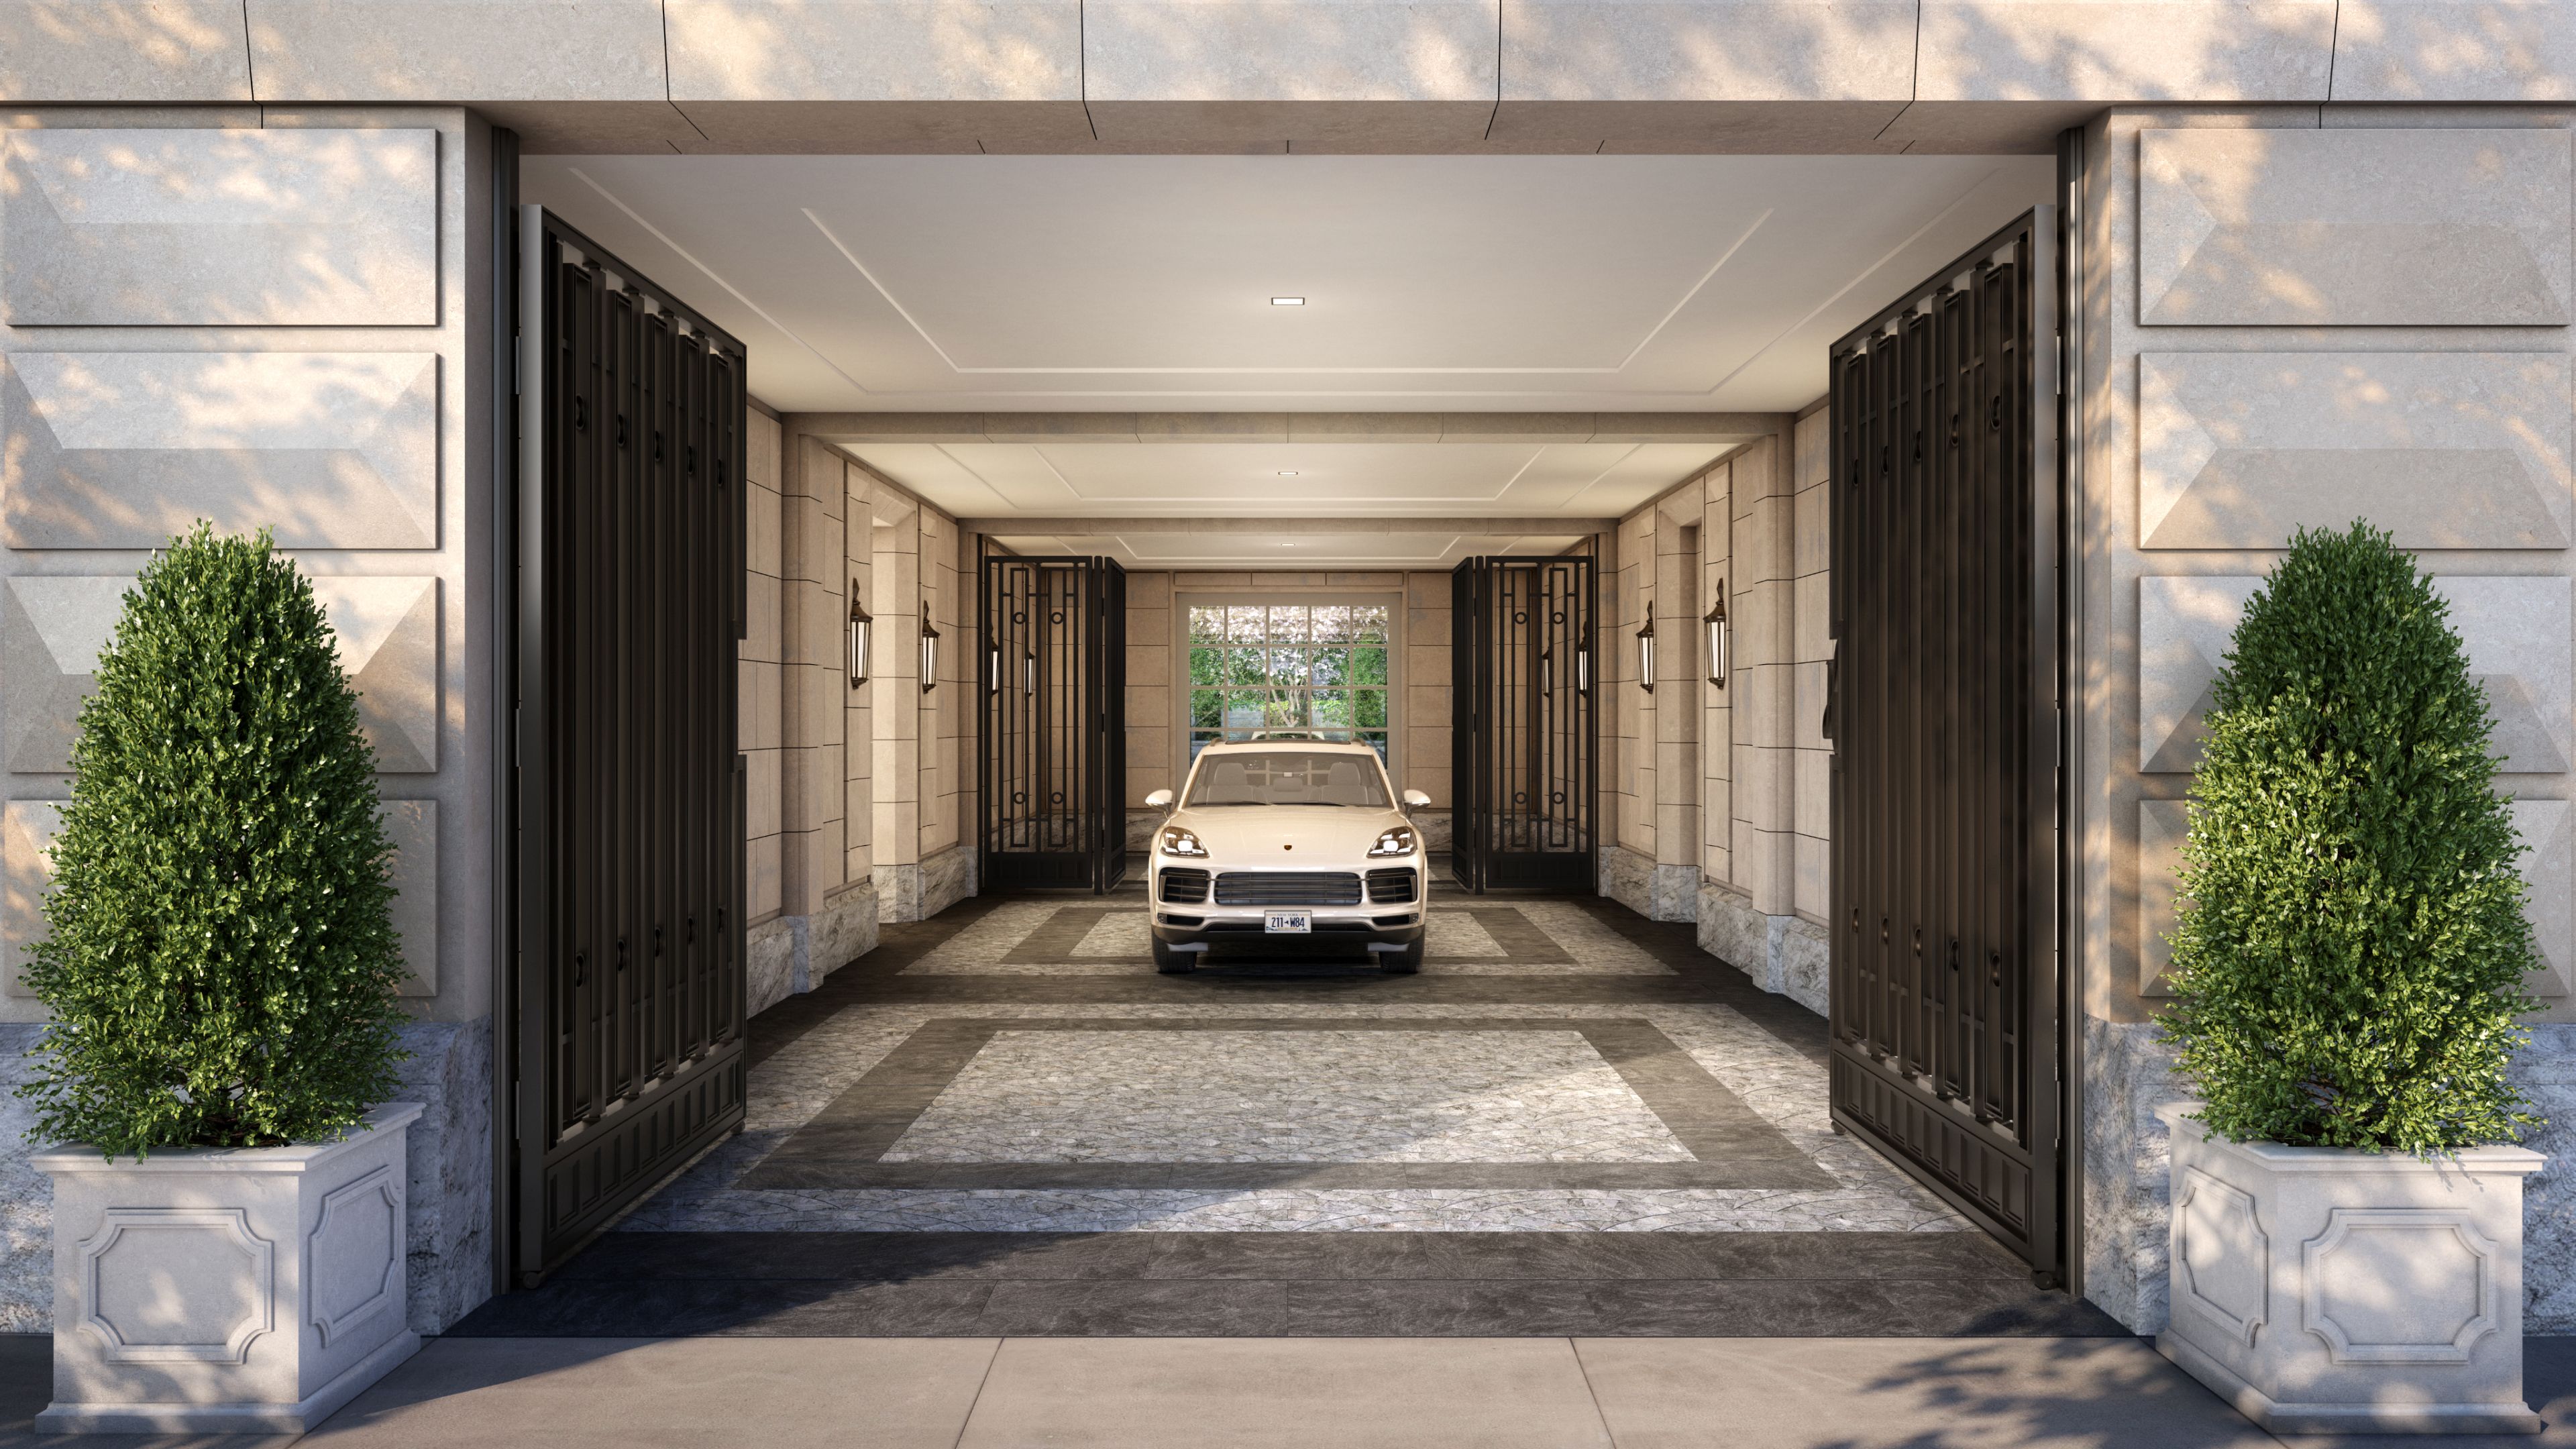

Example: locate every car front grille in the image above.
[1213,871,1363,906]
[1158,868,1210,904]
[1365,868,1419,904]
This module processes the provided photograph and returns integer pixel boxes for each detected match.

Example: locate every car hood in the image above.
[1159,804,1415,867]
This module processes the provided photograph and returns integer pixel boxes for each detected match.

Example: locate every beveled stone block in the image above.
[0,1,254,101]
[1,353,438,551]
[2139,128,2572,326]
[1,129,436,325]
[2139,797,2188,996]
[3,799,62,997]
[2139,353,2573,552]
[3,575,441,775]
[382,801,436,997]
[2511,799,2571,1000]
[2140,574,2573,775]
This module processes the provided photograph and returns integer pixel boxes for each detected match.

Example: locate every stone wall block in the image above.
[2331,2,2576,103]
[1499,0,1913,109]
[2514,799,2573,1000]
[1,800,60,998]
[2139,352,2573,551]
[667,0,1085,127]
[1919,2,2335,103]
[2141,573,2571,775]
[1,128,435,325]
[383,799,436,996]
[0,2,254,101]
[245,0,669,102]
[1084,0,1500,142]
[2138,797,2188,996]
[1,352,438,550]
[2139,127,2572,325]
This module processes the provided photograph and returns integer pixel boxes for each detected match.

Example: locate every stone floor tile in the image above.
[1573,1337,2275,1449]
[955,1337,1615,1449]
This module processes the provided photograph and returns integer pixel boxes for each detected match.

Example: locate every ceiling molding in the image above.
[960,515,1617,536]
[792,411,1792,445]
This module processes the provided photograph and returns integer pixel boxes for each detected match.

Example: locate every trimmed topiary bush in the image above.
[2162,521,2539,1154]
[20,525,407,1157]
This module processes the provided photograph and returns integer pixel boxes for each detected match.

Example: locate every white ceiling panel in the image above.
[843,440,1735,520]
[989,532,1589,569]
[521,153,2055,415]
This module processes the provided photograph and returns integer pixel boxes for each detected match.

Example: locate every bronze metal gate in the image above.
[1451,557,1597,893]
[979,555,1128,892]
[511,207,747,1285]
[1825,209,2064,1279]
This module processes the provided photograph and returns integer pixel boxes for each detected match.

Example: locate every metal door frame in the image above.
[1451,556,1598,894]
[977,554,1128,893]
[1824,206,2065,1282]
[508,206,749,1287]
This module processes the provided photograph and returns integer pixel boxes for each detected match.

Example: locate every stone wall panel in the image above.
[2138,127,2573,326]
[1,352,438,550]
[2139,352,2573,551]
[1,128,437,325]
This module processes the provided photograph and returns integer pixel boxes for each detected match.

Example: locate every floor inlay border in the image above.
[736,1016,1837,1192]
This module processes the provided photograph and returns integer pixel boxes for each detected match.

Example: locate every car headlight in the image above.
[1367,825,1418,857]
[1160,826,1209,857]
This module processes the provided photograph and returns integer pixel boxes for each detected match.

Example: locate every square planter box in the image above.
[2156,1101,2544,1435]
[33,1102,423,1435]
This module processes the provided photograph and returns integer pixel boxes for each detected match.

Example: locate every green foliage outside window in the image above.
[19,525,408,1157]
[2161,523,2539,1154]
[1187,602,1391,761]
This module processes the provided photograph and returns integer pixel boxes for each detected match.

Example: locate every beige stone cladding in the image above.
[855,458,968,924]
[0,107,501,1335]
[2072,107,2576,1334]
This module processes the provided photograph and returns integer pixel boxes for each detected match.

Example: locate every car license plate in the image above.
[1265,912,1311,934]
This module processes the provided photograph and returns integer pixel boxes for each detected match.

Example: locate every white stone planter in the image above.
[2155,1101,2544,1434]
[32,1102,423,1435]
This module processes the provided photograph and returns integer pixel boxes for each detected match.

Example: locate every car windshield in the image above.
[1185,751,1389,808]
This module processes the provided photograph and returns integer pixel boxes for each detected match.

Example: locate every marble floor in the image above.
[456,875,2121,1338]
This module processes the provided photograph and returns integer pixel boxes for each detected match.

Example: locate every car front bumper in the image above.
[1147,861,1426,955]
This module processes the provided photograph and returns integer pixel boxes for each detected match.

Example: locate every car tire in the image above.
[1152,939,1195,975]
[1378,939,1424,975]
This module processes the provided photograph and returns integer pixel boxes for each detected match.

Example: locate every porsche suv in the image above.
[1144,740,1431,975]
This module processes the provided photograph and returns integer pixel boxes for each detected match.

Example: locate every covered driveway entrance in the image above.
[488,146,2090,1334]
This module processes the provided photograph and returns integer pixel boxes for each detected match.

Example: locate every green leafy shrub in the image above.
[20,525,407,1156]
[2163,522,2538,1153]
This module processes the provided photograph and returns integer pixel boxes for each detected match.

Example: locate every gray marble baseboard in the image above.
[812,881,879,986]
[1696,881,1826,1016]
[394,1016,495,1334]
[747,915,798,1018]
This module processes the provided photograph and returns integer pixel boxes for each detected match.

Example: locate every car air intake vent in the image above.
[1214,871,1362,906]
[1159,868,1211,904]
[1365,868,1419,904]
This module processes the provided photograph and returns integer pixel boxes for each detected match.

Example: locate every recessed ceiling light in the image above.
[1270,297,1305,307]
[1278,470,1299,476]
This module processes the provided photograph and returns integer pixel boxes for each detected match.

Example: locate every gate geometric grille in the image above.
[979,555,1128,893]
[1451,556,1597,894]
[1825,209,2064,1281]
[513,207,747,1285]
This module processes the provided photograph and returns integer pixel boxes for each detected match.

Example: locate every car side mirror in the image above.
[1145,789,1175,811]
[1401,789,1431,810]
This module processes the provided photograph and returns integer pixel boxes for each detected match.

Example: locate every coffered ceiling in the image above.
[520,152,2055,417]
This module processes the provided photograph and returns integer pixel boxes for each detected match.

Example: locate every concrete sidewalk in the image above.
[5,1334,2572,1448]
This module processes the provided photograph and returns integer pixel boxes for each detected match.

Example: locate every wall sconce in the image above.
[1636,614,1656,695]
[1705,587,1729,690]
[845,588,872,690]
[919,610,940,695]
[1576,644,1591,696]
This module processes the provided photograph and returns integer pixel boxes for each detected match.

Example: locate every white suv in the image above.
[1144,741,1432,975]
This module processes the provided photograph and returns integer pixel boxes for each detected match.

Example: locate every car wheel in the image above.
[1152,939,1195,975]
[1378,939,1424,975]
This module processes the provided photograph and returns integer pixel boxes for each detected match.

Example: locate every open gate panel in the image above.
[1452,557,1597,894]
[979,555,1128,893]
[1826,209,2063,1280]
[514,207,748,1285]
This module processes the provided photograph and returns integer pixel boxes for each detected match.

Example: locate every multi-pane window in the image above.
[1187,602,1391,763]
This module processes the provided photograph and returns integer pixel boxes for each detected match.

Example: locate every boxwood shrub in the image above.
[20,525,407,1156]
